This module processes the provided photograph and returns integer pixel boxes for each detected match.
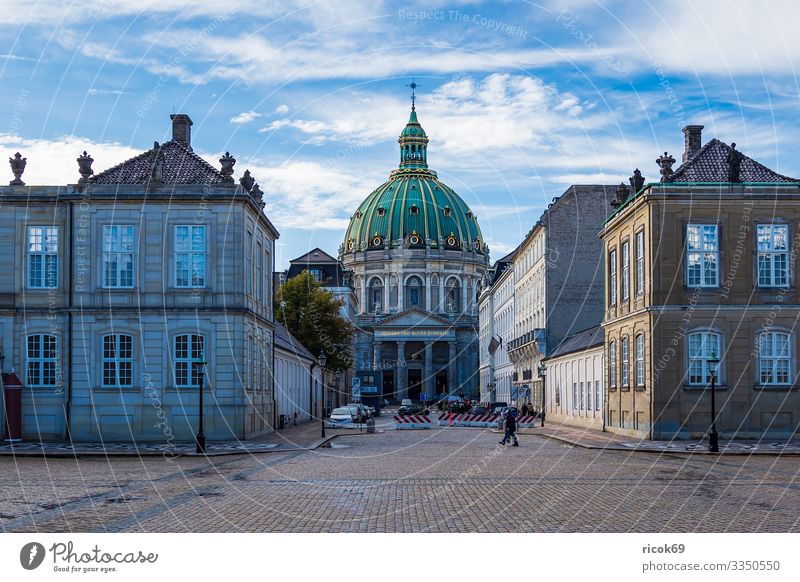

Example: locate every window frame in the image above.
[26,225,60,289]
[621,336,630,388]
[635,333,645,387]
[102,333,134,387]
[758,331,792,386]
[173,334,206,388]
[174,225,207,289]
[608,248,617,306]
[608,341,617,390]
[635,230,645,296]
[756,223,790,288]
[687,331,722,386]
[686,223,719,288]
[621,240,630,301]
[26,333,59,387]
[102,225,136,289]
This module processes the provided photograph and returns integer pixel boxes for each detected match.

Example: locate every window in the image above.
[586,378,592,411]
[757,224,789,287]
[572,382,577,410]
[102,334,133,387]
[621,337,630,387]
[622,241,630,300]
[609,341,617,389]
[369,278,383,313]
[446,279,460,313]
[309,267,322,283]
[759,332,791,385]
[103,225,135,288]
[406,276,424,308]
[636,231,645,295]
[174,334,205,387]
[687,331,721,385]
[27,226,59,288]
[609,249,617,305]
[686,224,719,287]
[175,225,206,288]
[595,380,601,411]
[635,334,645,387]
[27,334,58,387]
[245,230,252,295]
[580,381,585,410]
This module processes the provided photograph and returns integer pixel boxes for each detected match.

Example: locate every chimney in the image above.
[170,114,193,148]
[682,125,703,163]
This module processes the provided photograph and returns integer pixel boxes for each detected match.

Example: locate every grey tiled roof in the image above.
[274,322,317,362]
[92,140,226,185]
[670,139,799,183]
[546,325,604,360]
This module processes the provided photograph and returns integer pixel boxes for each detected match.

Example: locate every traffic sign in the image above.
[420,393,428,401]
[351,377,361,402]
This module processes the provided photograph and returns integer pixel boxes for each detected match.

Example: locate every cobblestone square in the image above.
[2,429,798,533]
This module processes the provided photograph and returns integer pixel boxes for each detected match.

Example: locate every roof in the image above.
[290,248,339,264]
[669,139,799,183]
[274,322,317,362]
[545,325,604,360]
[92,140,226,185]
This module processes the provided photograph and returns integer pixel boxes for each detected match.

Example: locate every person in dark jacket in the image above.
[499,411,519,446]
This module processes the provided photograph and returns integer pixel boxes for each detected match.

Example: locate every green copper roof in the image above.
[343,108,484,254]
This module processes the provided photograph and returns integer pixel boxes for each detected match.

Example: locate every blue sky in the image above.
[2,0,800,267]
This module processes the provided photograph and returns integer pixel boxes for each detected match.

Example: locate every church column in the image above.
[398,273,404,311]
[461,277,468,314]
[424,341,433,397]
[448,340,457,394]
[396,341,407,399]
[439,276,445,313]
[425,274,432,312]
[359,276,366,315]
[373,342,381,371]
[383,274,390,312]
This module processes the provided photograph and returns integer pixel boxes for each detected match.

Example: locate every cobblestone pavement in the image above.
[1,429,798,533]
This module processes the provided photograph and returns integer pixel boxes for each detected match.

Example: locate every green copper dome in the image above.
[343,108,484,254]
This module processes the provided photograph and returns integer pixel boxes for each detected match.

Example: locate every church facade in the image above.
[340,106,488,401]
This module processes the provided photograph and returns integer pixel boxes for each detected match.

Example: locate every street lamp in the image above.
[537,362,547,428]
[707,351,720,453]
[319,350,327,438]
[195,353,208,454]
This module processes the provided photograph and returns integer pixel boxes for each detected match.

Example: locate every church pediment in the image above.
[373,307,456,341]
[376,307,453,328]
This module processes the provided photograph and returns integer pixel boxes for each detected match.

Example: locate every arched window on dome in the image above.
[369,277,383,314]
[445,277,460,314]
[405,276,425,310]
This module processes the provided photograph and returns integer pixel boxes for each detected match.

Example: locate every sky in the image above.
[2,0,800,268]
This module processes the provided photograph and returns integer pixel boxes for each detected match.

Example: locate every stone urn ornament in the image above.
[219,151,236,183]
[9,152,26,185]
[77,151,94,185]
[239,169,255,192]
[629,168,645,193]
[656,151,676,182]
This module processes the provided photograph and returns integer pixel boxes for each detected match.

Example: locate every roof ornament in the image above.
[219,151,236,183]
[9,152,26,186]
[239,169,255,192]
[656,151,675,182]
[629,168,645,193]
[611,182,629,208]
[726,142,744,183]
[148,141,165,185]
[77,151,94,187]
[251,183,265,208]
[405,77,420,111]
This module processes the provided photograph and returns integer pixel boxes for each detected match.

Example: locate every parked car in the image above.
[348,402,372,420]
[401,398,413,407]
[328,407,356,424]
[398,403,429,416]
[488,402,508,414]
[469,405,488,415]
[345,403,369,422]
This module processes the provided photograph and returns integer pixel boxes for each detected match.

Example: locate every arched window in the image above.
[759,331,791,385]
[687,331,721,385]
[430,274,440,311]
[102,334,133,387]
[445,278,460,313]
[405,276,425,309]
[369,277,383,314]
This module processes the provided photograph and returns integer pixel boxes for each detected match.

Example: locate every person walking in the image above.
[499,410,519,446]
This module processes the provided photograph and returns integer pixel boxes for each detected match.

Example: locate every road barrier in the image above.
[437,413,540,429]
[394,414,432,429]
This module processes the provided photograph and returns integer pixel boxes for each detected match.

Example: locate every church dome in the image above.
[343,108,484,254]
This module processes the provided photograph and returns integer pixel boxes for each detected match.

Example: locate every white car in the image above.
[401,398,413,407]
[329,407,356,424]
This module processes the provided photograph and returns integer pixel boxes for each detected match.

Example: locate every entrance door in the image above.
[435,371,448,400]
[382,371,395,401]
[407,368,422,401]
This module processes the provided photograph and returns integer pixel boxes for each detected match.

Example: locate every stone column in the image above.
[425,274,432,312]
[383,274,389,312]
[424,341,434,397]
[461,277,468,314]
[398,274,404,311]
[439,276,445,313]
[448,340,457,394]
[359,276,366,315]
[373,341,381,371]
[396,341,407,399]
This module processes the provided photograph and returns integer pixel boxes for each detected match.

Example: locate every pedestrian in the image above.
[499,409,519,446]
[521,403,528,417]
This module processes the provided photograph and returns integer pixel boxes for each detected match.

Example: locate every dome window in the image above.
[442,207,451,217]
[355,210,362,219]
[408,231,422,246]
[409,205,419,215]
[467,211,473,219]
[377,207,386,216]
[446,233,458,247]
[347,239,355,251]
[371,234,384,247]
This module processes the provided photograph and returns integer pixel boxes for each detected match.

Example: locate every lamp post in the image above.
[707,351,720,453]
[537,362,547,428]
[319,350,327,438]
[195,353,208,454]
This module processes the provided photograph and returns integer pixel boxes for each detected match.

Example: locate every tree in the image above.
[274,270,354,371]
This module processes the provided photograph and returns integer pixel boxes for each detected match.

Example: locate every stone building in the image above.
[506,185,614,413]
[274,322,323,427]
[601,125,800,440]
[0,114,279,443]
[340,106,488,400]
[478,251,515,404]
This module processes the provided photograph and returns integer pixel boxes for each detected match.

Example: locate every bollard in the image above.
[366,418,375,434]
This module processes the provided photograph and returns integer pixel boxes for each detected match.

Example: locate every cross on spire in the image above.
[405,77,420,110]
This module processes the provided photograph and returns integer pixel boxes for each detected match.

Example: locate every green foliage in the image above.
[274,270,354,371]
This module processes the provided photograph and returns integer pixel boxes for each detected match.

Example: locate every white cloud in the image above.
[274,104,289,114]
[230,111,261,124]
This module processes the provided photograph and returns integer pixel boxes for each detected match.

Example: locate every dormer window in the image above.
[467,211,473,219]
[410,205,419,215]
[371,234,384,247]
[408,232,422,246]
[443,207,451,217]
[446,234,458,247]
[377,207,386,217]
[355,211,362,219]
